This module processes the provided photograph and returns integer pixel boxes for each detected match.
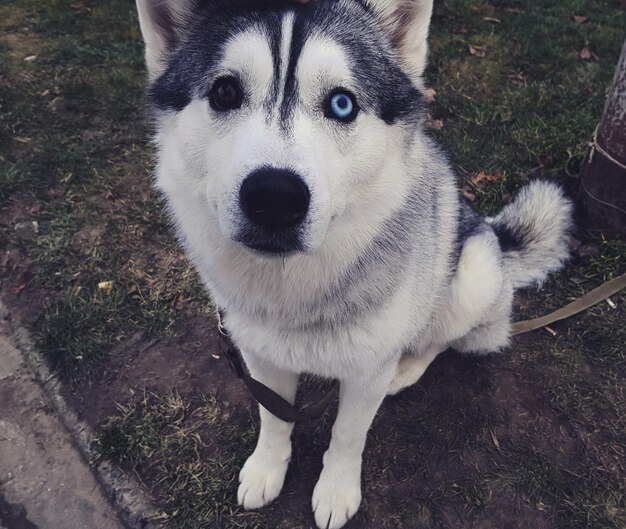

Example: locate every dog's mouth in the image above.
[236,227,305,256]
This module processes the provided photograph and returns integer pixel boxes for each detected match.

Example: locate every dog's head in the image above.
[137,0,433,256]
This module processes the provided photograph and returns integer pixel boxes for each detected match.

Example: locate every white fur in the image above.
[365,0,434,84]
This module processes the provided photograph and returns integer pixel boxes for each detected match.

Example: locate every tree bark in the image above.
[577,39,626,238]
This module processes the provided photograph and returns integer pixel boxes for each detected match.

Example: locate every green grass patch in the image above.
[429,0,626,214]
[96,391,263,529]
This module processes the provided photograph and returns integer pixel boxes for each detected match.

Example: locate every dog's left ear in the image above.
[365,0,434,85]
[136,0,195,79]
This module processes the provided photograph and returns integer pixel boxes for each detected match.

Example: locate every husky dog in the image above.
[135,1,572,527]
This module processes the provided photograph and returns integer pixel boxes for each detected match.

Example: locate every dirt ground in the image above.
[3,201,624,529]
[0,301,124,529]
[1,1,625,528]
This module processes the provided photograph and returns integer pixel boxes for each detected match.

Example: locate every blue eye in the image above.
[327,90,358,122]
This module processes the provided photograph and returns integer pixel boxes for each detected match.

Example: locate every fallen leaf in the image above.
[470,172,501,185]
[490,431,501,450]
[579,47,598,61]
[24,55,37,62]
[503,7,523,13]
[14,136,32,143]
[426,117,444,130]
[468,45,486,58]
[572,15,587,23]
[40,89,50,97]
[483,17,501,23]
[462,186,476,202]
[507,71,527,84]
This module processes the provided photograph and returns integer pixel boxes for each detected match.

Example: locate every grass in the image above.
[95,390,263,529]
[1,0,625,528]
[0,0,210,380]
[428,0,626,214]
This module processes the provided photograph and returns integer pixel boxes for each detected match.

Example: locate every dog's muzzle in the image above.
[237,167,310,254]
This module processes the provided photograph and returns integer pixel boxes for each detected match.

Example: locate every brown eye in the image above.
[209,76,243,111]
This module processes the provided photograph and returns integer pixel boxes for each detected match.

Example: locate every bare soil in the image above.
[1,1,624,526]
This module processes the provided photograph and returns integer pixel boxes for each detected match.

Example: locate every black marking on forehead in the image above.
[279,11,307,125]
[265,12,284,112]
[147,0,423,125]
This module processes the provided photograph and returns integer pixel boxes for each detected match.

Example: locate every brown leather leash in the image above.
[222,347,338,422]
[216,312,338,423]
[511,272,626,336]
[217,273,625,422]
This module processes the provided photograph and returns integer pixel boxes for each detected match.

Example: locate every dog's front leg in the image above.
[312,362,397,529]
[237,351,298,509]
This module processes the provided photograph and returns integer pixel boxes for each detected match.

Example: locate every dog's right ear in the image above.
[136,0,194,79]
[364,0,434,85]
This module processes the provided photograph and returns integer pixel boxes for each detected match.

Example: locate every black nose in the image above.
[239,168,310,230]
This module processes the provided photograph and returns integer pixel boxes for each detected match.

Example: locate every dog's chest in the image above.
[223,284,419,380]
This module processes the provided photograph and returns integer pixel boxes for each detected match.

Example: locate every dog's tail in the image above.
[488,180,573,289]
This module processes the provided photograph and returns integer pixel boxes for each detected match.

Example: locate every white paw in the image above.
[237,448,290,510]
[312,463,361,529]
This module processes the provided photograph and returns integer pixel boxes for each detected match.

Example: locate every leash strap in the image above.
[511,272,626,336]
[223,347,338,423]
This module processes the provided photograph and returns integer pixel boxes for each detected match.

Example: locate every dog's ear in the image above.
[136,0,195,78]
[365,0,434,84]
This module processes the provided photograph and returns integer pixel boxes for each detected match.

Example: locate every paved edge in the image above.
[2,303,160,529]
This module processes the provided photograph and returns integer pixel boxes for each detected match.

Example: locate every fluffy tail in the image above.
[489,181,573,289]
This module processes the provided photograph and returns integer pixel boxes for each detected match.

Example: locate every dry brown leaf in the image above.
[462,186,476,202]
[426,117,444,130]
[468,45,486,58]
[470,172,501,185]
[507,71,527,85]
[572,15,587,23]
[579,47,598,61]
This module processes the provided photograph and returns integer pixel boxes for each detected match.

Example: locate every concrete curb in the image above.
[2,302,160,529]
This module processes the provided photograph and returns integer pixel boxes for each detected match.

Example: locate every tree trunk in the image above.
[577,39,626,238]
